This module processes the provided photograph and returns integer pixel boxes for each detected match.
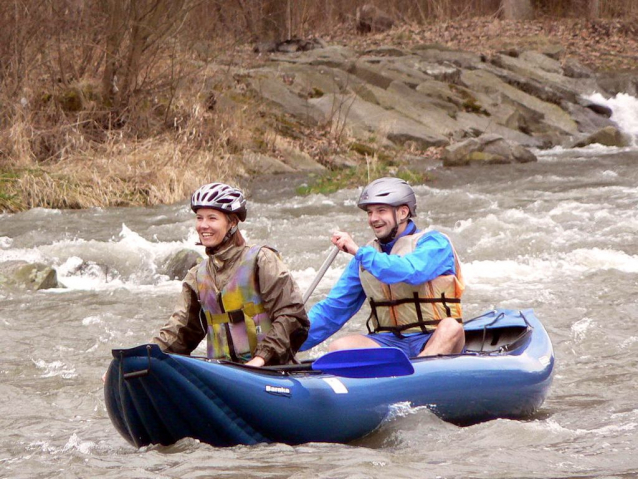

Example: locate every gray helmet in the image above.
[191,183,247,221]
[357,177,417,217]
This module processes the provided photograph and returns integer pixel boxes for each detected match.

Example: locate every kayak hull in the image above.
[105,309,554,447]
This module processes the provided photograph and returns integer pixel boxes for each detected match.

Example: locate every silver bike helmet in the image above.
[357,177,417,217]
[191,183,247,221]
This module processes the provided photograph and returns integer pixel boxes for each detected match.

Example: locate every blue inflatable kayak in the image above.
[105,309,554,448]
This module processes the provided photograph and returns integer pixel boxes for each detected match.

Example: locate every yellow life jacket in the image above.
[359,231,464,335]
[196,246,272,361]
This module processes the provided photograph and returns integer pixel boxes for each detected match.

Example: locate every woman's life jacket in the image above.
[359,231,464,335]
[196,245,272,361]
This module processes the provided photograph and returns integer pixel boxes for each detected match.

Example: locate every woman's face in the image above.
[195,208,233,248]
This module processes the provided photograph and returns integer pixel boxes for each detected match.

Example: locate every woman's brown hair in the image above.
[226,213,246,247]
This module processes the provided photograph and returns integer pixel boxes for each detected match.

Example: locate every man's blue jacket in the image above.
[300,221,456,351]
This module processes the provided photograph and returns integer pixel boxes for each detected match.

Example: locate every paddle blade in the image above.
[311,347,415,378]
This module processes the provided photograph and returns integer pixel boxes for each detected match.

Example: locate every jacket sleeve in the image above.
[150,266,206,355]
[299,257,367,351]
[355,231,456,285]
[253,248,310,365]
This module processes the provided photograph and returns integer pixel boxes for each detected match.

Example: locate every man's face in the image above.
[366,204,398,239]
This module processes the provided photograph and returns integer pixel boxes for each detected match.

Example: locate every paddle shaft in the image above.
[302,245,339,304]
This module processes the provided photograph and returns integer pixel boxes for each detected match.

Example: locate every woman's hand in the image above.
[245,356,266,367]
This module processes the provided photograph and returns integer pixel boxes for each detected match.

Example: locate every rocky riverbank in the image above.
[2,16,638,212]
[223,41,633,175]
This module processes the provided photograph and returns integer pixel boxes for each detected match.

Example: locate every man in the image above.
[299,177,465,358]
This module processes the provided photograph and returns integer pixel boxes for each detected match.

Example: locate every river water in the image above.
[1,95,638,478]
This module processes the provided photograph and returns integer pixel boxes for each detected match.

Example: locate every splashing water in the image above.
[586,92,638,145]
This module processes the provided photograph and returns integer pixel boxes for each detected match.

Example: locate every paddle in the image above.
[302,245,340,304]
[295,247,415,379]
[310,347,414,378]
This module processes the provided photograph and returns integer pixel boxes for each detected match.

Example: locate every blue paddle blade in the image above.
[311,347,415,378]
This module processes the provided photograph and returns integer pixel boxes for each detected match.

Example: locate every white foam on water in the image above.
[384,402,422,420]
[81,315,103,326]
[26,434,96,456]
[620,336,638,349]
[536,92,638,162]
[61,433,96,455]
[32,358,77,379]
[33,223,204,291]
[565,247,638,273]
[536,143,626,160]
[464,258,545,283]
[0,246,47,263]
[464,248,638,285]
[576,421,638,437]
[571,317,595,342]
[587,92,638,143]
[291,263,347,302]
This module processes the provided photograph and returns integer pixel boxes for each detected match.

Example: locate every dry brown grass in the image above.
[2,1,638,212]
[0,68,262,211]
[1,136,238,210]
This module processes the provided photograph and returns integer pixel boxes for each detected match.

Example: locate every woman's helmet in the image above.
[357,177,417,217]
[191,183,247,221]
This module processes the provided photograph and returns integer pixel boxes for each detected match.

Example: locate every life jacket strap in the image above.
[368,294,462,334]
[206,302,266,325]
[372,317,463,334]
[370,296,461,308]
[205,302,266,356]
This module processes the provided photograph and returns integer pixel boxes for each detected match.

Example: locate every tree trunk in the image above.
[501,0,534,20]
[100,0,127,105]
[588,0,600,18]
[260,0,288,45]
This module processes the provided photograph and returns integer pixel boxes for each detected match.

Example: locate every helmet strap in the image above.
[221,224,238,244]
[208,223,238,253]
[378,208,400,244]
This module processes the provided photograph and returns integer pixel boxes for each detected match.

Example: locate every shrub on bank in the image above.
[1,1,637,212]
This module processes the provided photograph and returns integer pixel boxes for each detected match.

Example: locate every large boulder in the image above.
[347,58,431,90]
[308,93,449,148]
[0,262,63,290]
[596,72,638,96]
[460,69,579,138]
[162,250,202,281]
[563,102,616,135]
[240,151,295,175]
[274,137,326,171]
[443,134,537,166]
[411,44,484,69]
[569,126,633,148]
[485,54,600,106]
[563,58,594,79]
[246,72,323,124]
[270,45,355,68]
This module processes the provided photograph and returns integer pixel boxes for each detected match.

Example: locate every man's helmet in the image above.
[357,177,417,217]
[191,183,247,221]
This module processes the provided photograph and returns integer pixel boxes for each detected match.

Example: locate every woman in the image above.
[152,182,309,367]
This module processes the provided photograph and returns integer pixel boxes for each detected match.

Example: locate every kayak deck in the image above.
[105,309,553,447]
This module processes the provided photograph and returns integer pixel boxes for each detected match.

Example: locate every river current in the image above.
[1,95,638,478]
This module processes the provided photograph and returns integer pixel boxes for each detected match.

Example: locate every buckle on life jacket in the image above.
[207,302,266,326]
[227,309,245,324]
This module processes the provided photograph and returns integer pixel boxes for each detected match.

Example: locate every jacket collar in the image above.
[379,220,417,254]
[205,243,247,270]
